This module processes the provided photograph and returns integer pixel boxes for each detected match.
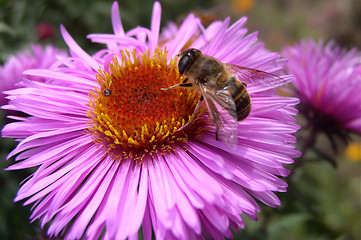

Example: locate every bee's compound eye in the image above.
[189,49,200,56]
[104,89,111,96]
[178,55,189,74]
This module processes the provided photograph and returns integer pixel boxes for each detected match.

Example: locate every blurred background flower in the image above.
[345,141,361,162]
[0,0,360,239]
[283,39,361,166]
[0,44,67,106]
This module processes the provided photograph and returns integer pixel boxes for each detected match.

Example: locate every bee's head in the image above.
[177,48,202,74]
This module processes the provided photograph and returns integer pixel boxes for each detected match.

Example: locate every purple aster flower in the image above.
[2,2,300,239]
[283,40,361,154]
[0,44,67,106]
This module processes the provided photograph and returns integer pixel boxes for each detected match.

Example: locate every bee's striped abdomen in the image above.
[232,81,251,121]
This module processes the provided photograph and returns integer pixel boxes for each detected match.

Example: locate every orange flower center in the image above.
[88,48,205,161]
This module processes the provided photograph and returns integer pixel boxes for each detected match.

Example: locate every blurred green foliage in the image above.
[0,0,360,239]
[236,155,361,240]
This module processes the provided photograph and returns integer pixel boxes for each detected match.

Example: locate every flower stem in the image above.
[288,128,318,180]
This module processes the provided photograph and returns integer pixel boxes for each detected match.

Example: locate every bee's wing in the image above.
[226,64,288,92]
[199,84,238,149]
[211,88,238,121]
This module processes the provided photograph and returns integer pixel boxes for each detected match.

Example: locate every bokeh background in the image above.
[0,0,360,239]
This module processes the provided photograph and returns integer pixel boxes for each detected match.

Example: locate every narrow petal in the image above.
[111,2,124,36]
[60,25,101,71]
[149,1,161,54]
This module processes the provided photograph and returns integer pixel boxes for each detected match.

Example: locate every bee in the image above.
[162,48,285,148]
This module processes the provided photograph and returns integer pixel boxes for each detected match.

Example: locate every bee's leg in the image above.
[215,128,219,141]
[181,78,189,84]
[161,78,192,90]
[179,83,193,87]
[189,95,204,123]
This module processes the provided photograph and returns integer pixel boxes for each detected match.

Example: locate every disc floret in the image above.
[88,48,203,160]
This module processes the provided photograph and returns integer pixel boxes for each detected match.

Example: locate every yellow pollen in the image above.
[88,48,205,161]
